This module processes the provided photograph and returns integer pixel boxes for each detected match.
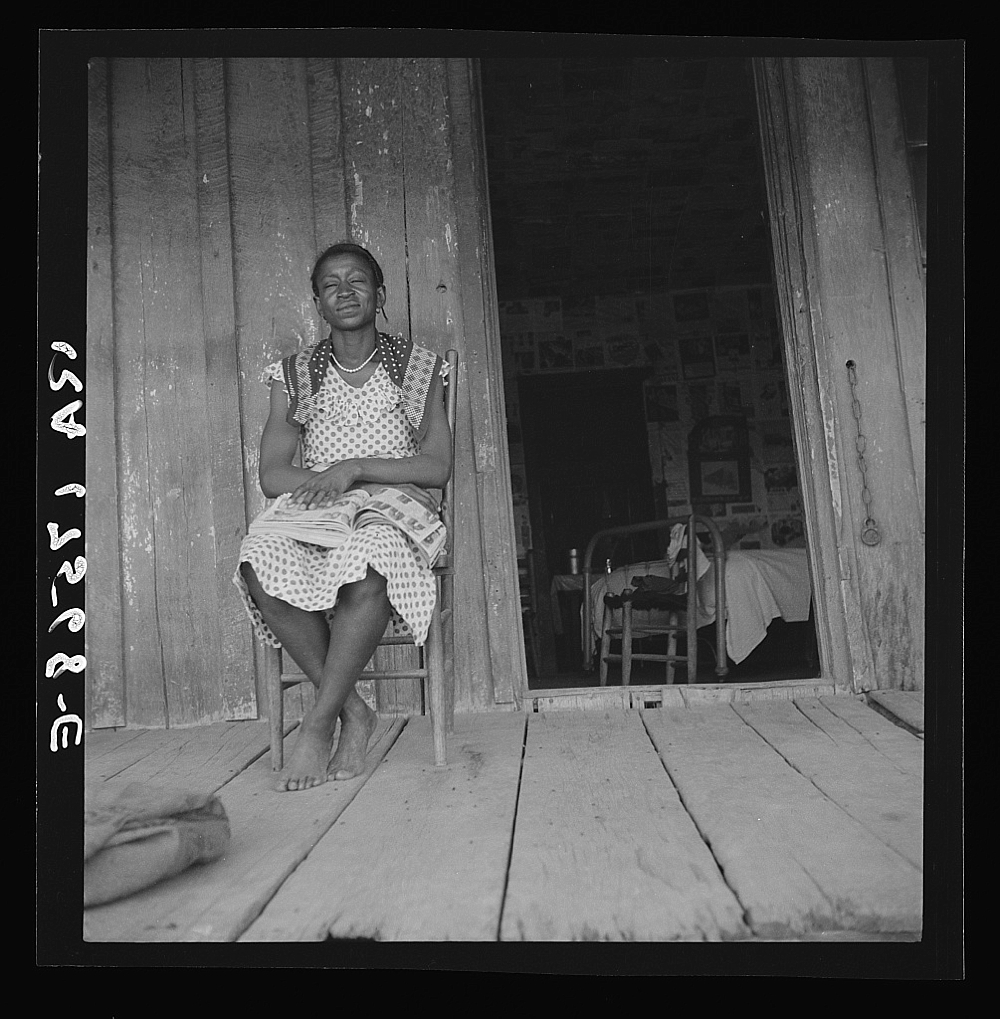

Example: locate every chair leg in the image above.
[687,610,698,685]
[441,601,455,734]
[621,601,633,687]
[270,659,285,772]
[666,612,678,686]
[599,604,612,686]
[426,597,447,766]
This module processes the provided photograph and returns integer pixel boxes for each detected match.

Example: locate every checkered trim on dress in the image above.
[401,343,440,434]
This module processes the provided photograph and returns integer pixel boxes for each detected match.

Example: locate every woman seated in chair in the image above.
[234,242,452,792]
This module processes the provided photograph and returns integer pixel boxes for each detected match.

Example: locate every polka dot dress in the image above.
[234,359,438,647]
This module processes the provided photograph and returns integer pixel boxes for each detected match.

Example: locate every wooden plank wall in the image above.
[86,57,525,728]
[755,57,925,692]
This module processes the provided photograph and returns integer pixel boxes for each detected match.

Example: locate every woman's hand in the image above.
[289,461,359,510]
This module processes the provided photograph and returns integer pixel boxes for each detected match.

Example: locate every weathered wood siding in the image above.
[86,57,525,728]
[755,57,925,691]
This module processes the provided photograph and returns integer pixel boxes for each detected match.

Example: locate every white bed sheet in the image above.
[588,547,811,665]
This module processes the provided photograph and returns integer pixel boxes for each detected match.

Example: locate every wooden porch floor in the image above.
[83,690,924,943]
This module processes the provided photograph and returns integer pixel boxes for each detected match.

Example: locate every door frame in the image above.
[752,57,872,692]
[475,56,920,697]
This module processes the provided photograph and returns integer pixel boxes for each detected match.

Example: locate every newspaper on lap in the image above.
[248,486,447,568]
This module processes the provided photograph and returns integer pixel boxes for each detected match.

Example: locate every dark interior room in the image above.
[480,56,820,689]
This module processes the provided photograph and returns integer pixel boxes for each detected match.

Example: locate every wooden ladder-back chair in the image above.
[582,514,728,685]
[269,349,459,769]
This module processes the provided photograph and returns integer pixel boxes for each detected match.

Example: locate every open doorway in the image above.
[481,57,820,690]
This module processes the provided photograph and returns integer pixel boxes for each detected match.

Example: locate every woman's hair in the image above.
[310,242,385,296]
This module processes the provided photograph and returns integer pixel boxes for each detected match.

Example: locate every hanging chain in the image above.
[845,360,881,547]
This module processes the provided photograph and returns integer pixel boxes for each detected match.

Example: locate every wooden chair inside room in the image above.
[598,514,699,686]
[583,515,728,687]
[269,349,459,769]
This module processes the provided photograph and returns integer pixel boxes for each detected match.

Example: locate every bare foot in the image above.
[328,701,378,780]
[275,712,337,792]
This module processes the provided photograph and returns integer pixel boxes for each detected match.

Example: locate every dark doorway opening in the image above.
[480,56,819,689]
[519,369,661,673]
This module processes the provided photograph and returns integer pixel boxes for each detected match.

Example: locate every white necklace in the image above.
[330,345,378,374]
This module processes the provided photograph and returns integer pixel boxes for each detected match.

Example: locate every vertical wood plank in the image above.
[108,58,173,726]
[339,58,409,329]
[192,57,258,720]
[225,57,321,716]
[401,57,494,711]
[447,58,527,706]
[863,57,926,524]
[339,57,421,710]
[227,55,320,524]
[86,55,126,728]
[305,57,350,247]
[111,57,232,725]
[790,58,924,691]
[754,57,872,693]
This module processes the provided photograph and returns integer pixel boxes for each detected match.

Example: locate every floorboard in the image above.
[643,701,922,938]
[79,699,926,944]
[820,696,925,774]
[500,710,749,941]
[85,728,149,758]
[85,721,275,792]
[240,713,526,941]
[83,718,404,942]
[866,690,925,736]
[733,698,922,869]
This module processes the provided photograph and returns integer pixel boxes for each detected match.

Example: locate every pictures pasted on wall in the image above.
[717,380,747,416]
[644,382,680,423]
[509,463,532,555]
[684,382,718,423]
[763,462,798,492]
[499,285,803,549]
[605,334,642,366]
[760,420,795,462]
[751,332,784,372]
[509,464,529,505]
[771,515,805,547]
[714,334,752,373]
[512,332,536,373]
[755,377,788,418]
[513,504,532,556]
[537,297,563,332]
[573,339,605,368]
[678,337,716,379]
[537,335,573,370]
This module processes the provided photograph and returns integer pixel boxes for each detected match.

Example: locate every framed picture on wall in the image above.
[688,415,752,505]
[699,460,743,498]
